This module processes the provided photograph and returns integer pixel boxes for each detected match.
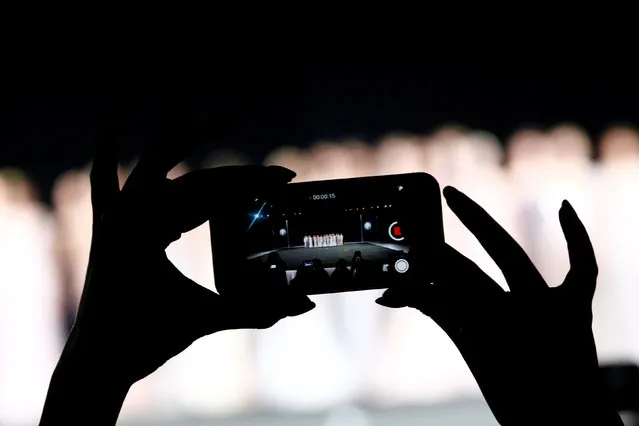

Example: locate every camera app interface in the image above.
[245,177,411,294]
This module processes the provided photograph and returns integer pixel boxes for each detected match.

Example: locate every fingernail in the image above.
[289,299,316,316]
[291,291,315,307]
[376,289,406,308]
[267,166,296,183]
[375,296,405,308]
[301,296,316,308]
[375,297,391,307]
[442,186,458,199]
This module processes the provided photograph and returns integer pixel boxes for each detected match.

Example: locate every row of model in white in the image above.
[304,234,344,248]
[1,124,639,422]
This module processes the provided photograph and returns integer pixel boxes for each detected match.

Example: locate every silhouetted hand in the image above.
[377,187,622,426]
[40,130,314,426]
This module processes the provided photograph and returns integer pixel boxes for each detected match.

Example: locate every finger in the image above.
[376,277,439,310]
[168,265,298,338]
[443,186,546,292]
[282,289,317,317]
[125,119,210,191]
[559,200,598,298]
[433,243,505,295]
[90,132,120,221]
[376,243,502,308]
[192,288,315,336]
[125,143,197,192]
[165,165,295,297]
[168,165,295,234]
[182,281,226,339]
[376,288,414,308]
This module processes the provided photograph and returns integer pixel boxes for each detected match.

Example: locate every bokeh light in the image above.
[1,124,638,424]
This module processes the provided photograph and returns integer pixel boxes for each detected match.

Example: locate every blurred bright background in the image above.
[2,54,639,425]
[3,124,639,425]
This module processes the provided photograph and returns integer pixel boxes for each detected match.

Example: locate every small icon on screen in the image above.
[394,259,409,273]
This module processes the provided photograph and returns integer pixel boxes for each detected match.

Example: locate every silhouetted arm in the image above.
[40,342,130,425]
[378,187,622,425]
[40,125,314,426]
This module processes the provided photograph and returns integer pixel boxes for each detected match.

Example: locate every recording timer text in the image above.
[309,193,336,200]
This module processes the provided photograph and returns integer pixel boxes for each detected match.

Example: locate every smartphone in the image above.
[210,172,443,295]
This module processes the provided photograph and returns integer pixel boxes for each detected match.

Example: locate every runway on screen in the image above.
[251,242,398,268]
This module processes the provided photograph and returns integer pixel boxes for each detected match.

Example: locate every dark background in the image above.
[2,53,638,203]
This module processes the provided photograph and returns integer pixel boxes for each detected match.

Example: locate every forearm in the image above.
[540,386,622,426]
[40,352,131,426]
[503,405,623,426]
[490,382,623,426]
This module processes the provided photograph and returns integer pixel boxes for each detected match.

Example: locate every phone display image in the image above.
[240,173,441,294]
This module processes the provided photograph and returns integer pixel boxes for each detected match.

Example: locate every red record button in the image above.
[388,221,404,241]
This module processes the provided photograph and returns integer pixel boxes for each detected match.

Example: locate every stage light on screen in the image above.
[363,221,372,230]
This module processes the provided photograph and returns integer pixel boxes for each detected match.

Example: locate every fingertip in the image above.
[375,297,406,308]
[559,200,578,224]
[442,186,458,198]
[375,289,408,308]
[266,165,296,183]
[284,289,316,315]
[301,296,316,309]
[288,299,316,316]
[442,186,462,206]
[375,297,391,307]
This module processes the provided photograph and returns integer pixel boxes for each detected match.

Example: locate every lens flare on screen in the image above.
[248,202,267,230]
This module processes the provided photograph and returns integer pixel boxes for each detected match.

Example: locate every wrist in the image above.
[484,372,622,426]
[515,383,622,426]
[40,339,132,426]
[52,350,132,395]
[58,327,133,388]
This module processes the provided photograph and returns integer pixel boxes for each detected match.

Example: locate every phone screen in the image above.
[239,173,439,294]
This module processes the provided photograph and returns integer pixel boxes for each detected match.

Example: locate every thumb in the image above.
[376,286,411,308]
[193,289,316,334]
[376,280,439,312]
[281,288,316,317]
